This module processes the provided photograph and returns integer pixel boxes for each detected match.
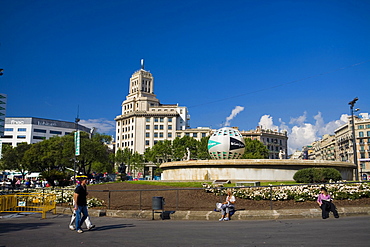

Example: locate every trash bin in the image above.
[152,196,164,210]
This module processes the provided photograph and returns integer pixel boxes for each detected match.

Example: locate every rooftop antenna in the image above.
[75,105,80,127]
[141,59,145,70]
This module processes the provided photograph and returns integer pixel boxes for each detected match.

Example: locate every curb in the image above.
[56,206,370,220]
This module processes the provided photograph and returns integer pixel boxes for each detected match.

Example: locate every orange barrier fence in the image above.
[0,193,56,218]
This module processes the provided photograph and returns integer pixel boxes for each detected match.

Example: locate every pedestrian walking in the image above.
[73,175,93,233]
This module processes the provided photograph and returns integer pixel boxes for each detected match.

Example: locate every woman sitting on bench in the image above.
[219,189,236,221]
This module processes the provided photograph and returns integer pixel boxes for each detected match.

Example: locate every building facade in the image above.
[335,114,370,180]
[313,134,336,161]
[240,126,288,159]
[115,62,212,154]
[0,117,90,147]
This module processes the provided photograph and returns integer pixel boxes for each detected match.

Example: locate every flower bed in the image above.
[203,182,370,202]
[27,187,104,207]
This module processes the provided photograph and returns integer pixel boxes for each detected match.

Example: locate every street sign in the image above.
[74,131,80,156]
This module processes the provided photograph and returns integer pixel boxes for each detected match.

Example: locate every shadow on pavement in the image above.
[92,223,135,231]
[0,222,53,235]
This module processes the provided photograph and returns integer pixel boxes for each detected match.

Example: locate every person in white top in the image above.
[219,189,236,221]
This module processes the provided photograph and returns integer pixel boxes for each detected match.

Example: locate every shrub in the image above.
[293,168,342,183]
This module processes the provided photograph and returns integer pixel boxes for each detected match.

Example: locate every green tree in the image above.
[172,135,198,160]
[76,132,112,175]
[152,139,173,162]
[197,136,210,160]
[241,139,269,159]
[130,151,144,178]
[1,143,32,178]
[23,132,113,181]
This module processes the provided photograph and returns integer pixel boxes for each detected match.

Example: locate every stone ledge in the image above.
[56,206,370,220]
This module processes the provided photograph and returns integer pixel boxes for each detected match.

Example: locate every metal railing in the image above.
[0,192,56,218]
[2,181,368,212]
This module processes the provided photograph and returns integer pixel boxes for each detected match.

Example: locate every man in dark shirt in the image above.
[74,176,89,233]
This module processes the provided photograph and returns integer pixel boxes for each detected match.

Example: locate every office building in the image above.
[0,117,90,147]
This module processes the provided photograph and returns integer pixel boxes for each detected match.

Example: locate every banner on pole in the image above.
[74,131,80,156]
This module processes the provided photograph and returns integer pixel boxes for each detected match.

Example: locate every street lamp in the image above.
[348,97,359,181]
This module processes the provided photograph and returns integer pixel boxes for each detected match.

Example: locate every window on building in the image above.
[154,118,158,122]
[160,117,164,122]
[4,128,13,131]
[146,140,150,146]
[359,132,364,137]
[154,133,158,138]
[50,130,62,135]
[17,135,26,139]
[202,133,206,138]
[160,125,164,130]
[168,118,172,122]
[146,117,150,122]
[168,133,172,138]
[17,128,26,132]
[146,133,150,138]
[146,125,150,130]
[185,133,190,136]
[154,125,158,130]
[2,135,13,138]
[154,140,158,145]
[358,125,364,129]
[34,129,47,133]
[33,136,46,140]
[160,133,163,138]
[168,125,172,130]
[193,133,198,137]
[367,131,370,137]
[366,124,370,128]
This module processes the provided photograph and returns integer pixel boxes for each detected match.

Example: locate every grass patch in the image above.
[122,180,300,188]
[124,181,209,188]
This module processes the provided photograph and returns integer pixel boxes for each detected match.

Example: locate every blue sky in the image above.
[1,0,369,153]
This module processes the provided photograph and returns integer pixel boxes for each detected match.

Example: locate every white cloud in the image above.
[258,115,279,131]
[257,112,350,155]
[224,106,244,126]
[79,118,115,135]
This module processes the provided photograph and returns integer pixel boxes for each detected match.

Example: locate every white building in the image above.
[0,117,90,147]
[115,60,212,154]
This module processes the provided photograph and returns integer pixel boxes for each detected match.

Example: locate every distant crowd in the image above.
[0,172,116,191]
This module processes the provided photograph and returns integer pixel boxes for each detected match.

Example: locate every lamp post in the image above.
[348,97,359,181]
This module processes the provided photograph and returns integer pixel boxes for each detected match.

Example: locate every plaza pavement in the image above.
[0,212,369,247]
